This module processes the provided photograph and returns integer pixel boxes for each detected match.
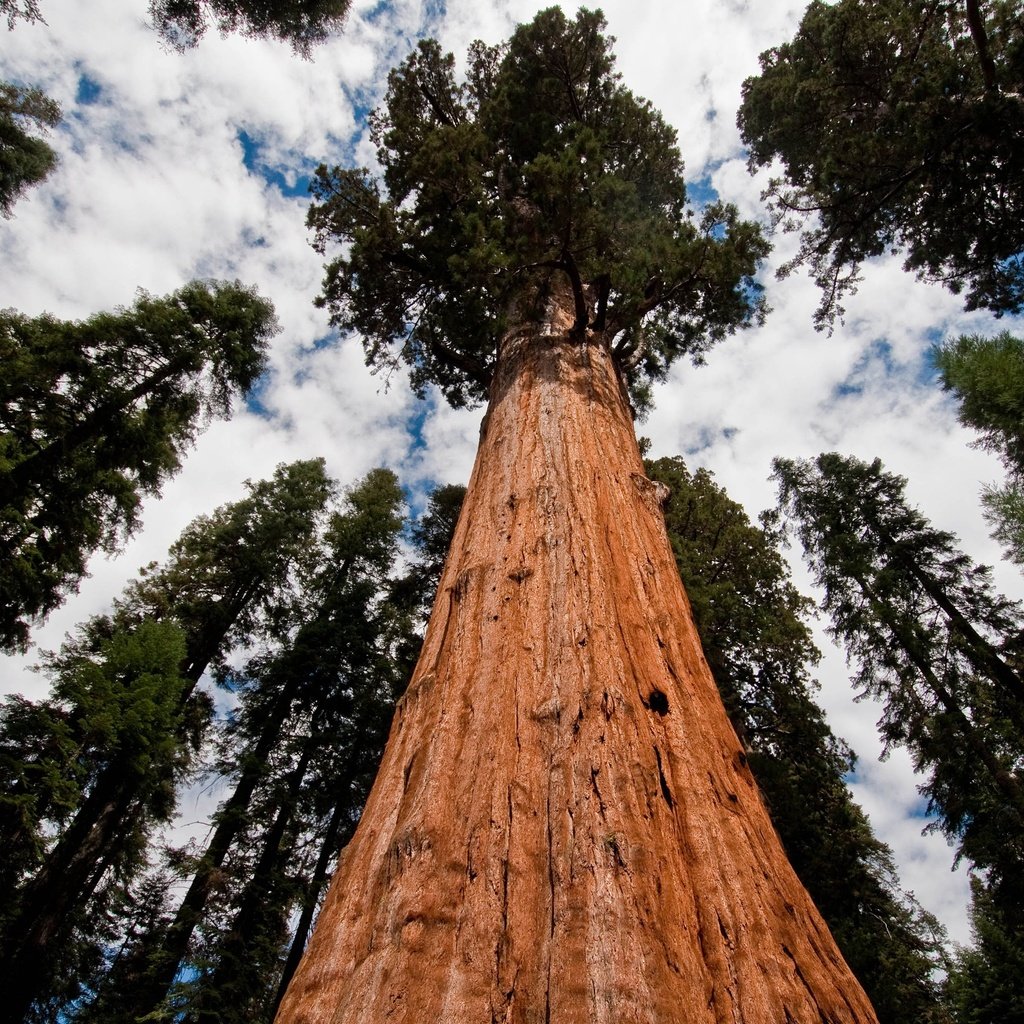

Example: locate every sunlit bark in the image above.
[277,286,877,1023]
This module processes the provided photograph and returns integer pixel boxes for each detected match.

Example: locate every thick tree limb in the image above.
[965,0,999,94]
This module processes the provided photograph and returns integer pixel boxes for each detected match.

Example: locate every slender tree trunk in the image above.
[276,288,877,1023]
[0,770,134,1021]
[196,748,314,1024]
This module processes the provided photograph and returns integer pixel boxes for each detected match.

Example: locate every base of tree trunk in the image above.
[277,295,877,1023]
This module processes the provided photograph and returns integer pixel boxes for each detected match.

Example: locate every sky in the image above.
[3,0,1023,950]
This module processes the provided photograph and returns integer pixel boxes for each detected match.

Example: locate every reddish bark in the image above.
[277,289,878,1023]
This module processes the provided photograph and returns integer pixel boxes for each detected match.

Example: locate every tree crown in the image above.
[308,7,768,408]
[148,0,351,56]
[739,0,1024,327]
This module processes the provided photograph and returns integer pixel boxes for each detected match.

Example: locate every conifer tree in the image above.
[648,455,948,1023]
[934,332,1024,565]
[85,468,406,1023]
[946,877,1024,1024]
[0,617,193,1022]
[0,280,278,650]
[738,0,1024,327]
[0,81,60,217]
[771,452,1024,993]
[280,10,878,1022]
[0,459,332,1021]
[148,0,351,54]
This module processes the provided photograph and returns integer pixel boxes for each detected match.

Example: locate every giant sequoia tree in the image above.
[278,10,879,1022]
[738,0,1024,327]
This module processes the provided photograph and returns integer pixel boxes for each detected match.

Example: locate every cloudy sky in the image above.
[3,0,1021,948]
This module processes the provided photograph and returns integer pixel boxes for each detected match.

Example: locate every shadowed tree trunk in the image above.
[276,287,878,1023]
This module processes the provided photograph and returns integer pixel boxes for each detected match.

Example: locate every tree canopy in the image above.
[308,6,768,410]
[0,279,277,650]
[738,0,1024,327]
[935,332,1024,564]
[772,453,1024,895]
[0,81,60,217]
[2,0,349,53]
[148,0,351,55]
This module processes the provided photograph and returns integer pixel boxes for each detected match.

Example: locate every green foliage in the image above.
[0,279,277,651]
[980,482,1024,565]
[738,0,1024,327]
[947,876,1024,1024]
[935,332,1024,564]
[82,468,413,1024]
[0,617,194,1022]
[116,457,335,683]
[148,0,350,55]
[772,453,1024,913]
[180,469,410,1024]
[648,455,948,1021]
[936,333,1024,475]
[308,7,768,409]
[0,81,60,216]
[2,460,332,1022]
[0,694,80,910]
[390,483,466,624]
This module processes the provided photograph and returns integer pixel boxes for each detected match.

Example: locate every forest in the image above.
[2,0,1023,1021]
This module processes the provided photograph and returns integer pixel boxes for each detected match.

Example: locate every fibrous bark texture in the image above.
[277,292,878,1023]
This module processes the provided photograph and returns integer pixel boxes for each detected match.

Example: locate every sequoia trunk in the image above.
[276,290,878,1023]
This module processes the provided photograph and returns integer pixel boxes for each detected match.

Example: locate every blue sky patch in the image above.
[686,173,720,211]
[237,129,312,199]
[75,72,102,106]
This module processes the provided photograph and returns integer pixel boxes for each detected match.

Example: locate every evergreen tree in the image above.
[85,468,407,1023]
[0,81,60,217]
[771,453,1024,920]
[281,11,878,1022]
[738,0,1024,327]
[647,455,948,1023]
[0,617,194,1022]
[934,331,1024,564]
[1,0,42,28]
[148,0,351,55]
[0,459,332,1022]
[0,279,277,650]
[112,457,335,689]
[947,876,1024,1024]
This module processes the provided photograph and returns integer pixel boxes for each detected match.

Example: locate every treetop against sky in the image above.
[309,7,769,410]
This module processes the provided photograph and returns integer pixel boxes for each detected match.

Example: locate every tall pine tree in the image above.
[648,455,948,1023]
[772,452,1024,1023]
[0,616,194,1022]
[934,331,1024,565]
[83,468,408,1023]
[0,280,277,650]
[0,459,332,1021]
